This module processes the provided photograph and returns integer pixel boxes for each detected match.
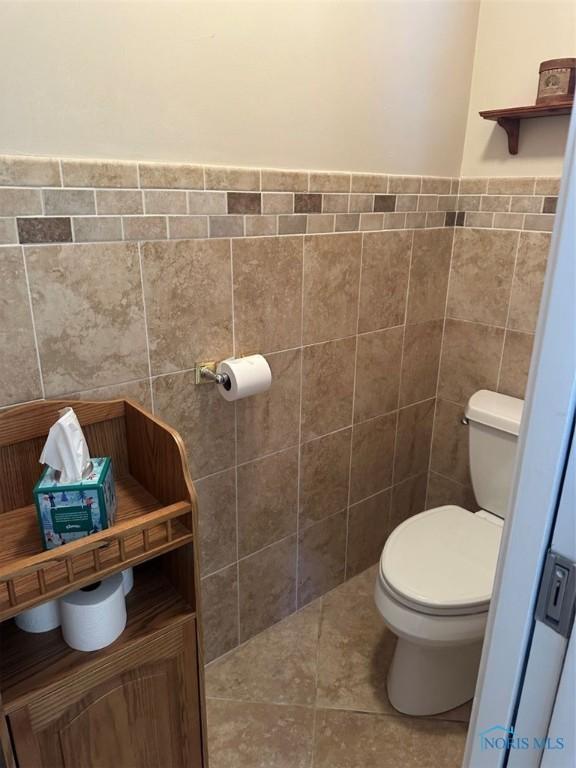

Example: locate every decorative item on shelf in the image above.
[33,407,117,550]
[479,57,574,155]
[536,58,575,105]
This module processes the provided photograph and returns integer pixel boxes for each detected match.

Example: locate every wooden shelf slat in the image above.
[0,475,193,620]
[479,101,572,154]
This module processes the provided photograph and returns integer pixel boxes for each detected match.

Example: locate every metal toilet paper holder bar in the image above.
[195,361,231,390]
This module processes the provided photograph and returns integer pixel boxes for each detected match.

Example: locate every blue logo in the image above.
[479,725,565,752]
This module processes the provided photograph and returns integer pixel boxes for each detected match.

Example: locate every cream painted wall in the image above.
[0,1,479,176]
[461,0,575,177]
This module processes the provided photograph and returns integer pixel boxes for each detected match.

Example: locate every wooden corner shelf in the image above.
[480,101,573,154]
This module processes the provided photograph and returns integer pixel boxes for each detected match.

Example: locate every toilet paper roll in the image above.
[15,599,61,633]
[216,355,272,402]
[60,573,127,652]
[122,567,134,596]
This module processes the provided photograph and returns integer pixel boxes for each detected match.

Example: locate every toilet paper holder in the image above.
[195,354,272,402]
[195,361,231,390]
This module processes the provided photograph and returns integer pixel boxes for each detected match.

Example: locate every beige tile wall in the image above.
[428,197,555,508]
[0,155,558,662]
[167,228,453,660]
[0,231,449,662]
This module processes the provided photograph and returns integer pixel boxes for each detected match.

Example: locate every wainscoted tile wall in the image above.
[0,154,558,661]
[428,182,556,507]
[0,228,448,661]
[153,227,454,660]
[0,154,461,246]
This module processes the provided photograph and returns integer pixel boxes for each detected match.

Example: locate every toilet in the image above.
[374,389,524,716]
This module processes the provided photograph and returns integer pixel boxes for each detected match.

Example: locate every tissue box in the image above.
[33,457,117,550]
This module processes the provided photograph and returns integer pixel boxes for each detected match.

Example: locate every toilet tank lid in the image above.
[465,390,524,436]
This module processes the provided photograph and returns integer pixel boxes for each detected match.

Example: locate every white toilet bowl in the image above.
[373,390,523,715]
[374,390,523,716]
[374,505,503,715]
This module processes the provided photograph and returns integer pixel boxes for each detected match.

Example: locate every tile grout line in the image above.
[0,218,556,244]
[349,481,397,511]
[21,246,46,399]
[431,468,475,492]
[205,694,315,710]
[91,188,98,216]
[426,224,457,508]
[309,592,324,768]
[202,474,405,583]
[343,232,364,580]
[495,229,522,393]
[203,506,342,580]
[124,388,436,487]
[204,590,325,670]
[136,242,155,414]
[295,235,305,611]
[229,236,242,649]
[391,229,416,501]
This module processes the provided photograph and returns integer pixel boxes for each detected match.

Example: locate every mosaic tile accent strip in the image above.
[456,177,559,231]
[0,156,558,245]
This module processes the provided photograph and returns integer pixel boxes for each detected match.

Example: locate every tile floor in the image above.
[206,564,471,767]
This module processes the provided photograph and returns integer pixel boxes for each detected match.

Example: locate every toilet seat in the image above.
[380,505,503,616]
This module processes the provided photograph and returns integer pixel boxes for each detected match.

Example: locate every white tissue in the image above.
[39,407,91,483]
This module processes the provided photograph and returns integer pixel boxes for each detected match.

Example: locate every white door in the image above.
[540,628,575,768]
[506,434,575,767]
[463,109,576,766]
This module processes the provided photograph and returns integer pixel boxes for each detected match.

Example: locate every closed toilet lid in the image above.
[380,506,503,613]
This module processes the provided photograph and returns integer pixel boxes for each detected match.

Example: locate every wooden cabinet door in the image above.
[8,617,203,768]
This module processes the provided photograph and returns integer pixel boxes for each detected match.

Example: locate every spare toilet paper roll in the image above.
[121,567,134,596]
[216,354,272,402]
[60,573,127,652]
[15,599,61,633]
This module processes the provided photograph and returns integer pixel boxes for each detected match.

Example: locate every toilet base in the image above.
[387,637,482,716]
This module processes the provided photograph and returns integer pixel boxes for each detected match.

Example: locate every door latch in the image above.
[535,550,576,637]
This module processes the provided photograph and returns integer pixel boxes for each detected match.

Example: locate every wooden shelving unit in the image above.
[0,564,191,712]
[0,398,207,768]
[480,101,573,154]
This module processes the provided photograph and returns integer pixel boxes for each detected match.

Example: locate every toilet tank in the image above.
[465,390,524,519]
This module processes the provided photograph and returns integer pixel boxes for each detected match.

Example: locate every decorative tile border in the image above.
[455,176,559,231]
[0,156,559,245]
